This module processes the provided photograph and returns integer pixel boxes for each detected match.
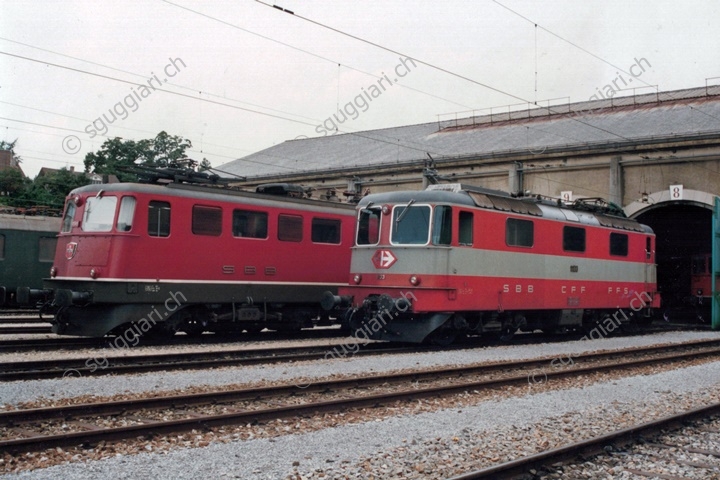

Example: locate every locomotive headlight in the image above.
[409,275,421,286]
[90,268,98,279]
[73,195,83,206]
[50,267,57,278]
[382,205,390,215]
[353,274,362,284]
[697,289,703,296]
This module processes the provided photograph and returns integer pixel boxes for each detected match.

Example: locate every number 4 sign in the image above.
[670,184,683,200]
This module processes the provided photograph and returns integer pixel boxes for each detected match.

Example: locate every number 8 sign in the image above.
[670,184,683,200]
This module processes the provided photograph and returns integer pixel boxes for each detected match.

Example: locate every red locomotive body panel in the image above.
[40,182,355,337]
[330,184,660,343]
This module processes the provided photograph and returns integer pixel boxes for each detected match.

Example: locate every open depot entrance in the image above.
[635,203,712,321]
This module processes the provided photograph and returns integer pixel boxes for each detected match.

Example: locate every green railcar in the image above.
[0,213,61,306]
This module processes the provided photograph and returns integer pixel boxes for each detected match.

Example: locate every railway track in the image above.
[0,341,431,381]
[449,402,720,479]
[0,325,52,335]
[0,327,350,353]
[1,339,719,456]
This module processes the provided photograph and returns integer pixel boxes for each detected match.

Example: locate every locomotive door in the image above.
[712,196,720,330]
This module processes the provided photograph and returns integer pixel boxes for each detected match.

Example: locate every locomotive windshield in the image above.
[391,204,431,245]
[82,196,117,232]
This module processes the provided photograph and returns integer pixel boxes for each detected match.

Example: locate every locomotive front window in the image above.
[357,207,381,245]
[61,201,76,233]
[432,206,452,245]
[116,197,136,232]
[148,201,171,237]
[82,196,118,232]
[391,204,431,245]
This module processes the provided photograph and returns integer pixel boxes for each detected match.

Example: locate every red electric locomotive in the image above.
[19,180,355,337]
[323,184,661,344]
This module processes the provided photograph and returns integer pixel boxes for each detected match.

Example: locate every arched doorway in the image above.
[629,195,713,322]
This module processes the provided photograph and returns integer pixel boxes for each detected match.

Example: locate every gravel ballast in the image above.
[4,357,720,479]
[1,330,718,408]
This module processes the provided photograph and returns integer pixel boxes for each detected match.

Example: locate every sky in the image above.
[1,0,718,179]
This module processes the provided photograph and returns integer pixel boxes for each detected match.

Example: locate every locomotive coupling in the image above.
[54,289,92,307]
[320,291,352,311]
[16,287,53,305]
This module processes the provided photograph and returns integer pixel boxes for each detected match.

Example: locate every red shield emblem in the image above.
[65,242,77,260]
[372,249,397,269]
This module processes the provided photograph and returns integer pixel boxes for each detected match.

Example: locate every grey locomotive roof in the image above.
[359,185,653,233]
[219,86,720,179]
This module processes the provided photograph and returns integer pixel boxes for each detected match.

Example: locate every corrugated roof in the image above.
[219,86,720,179]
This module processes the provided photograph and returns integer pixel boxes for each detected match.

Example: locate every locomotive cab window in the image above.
[148,201,171,237]
[432,206,452,246]
[391,203,430,245]
[563,226,586,252]
[116,196,136,232]
[192,205,222,236]
[312,218,341,244]
[459,211,473,246]
[278,214,303,242]
[357,207,381,245]
[82,196,118,232]
[506,218,534,247]
[610,232,629,256]
[61,201,76,233]
[233,210,268,239]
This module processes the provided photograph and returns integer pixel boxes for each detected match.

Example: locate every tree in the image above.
[0,139,22,165]
[14,168,91,209]
[84,131,194,181]
[0,168,27,198]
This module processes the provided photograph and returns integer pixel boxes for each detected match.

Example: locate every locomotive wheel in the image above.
[426,329,457,346]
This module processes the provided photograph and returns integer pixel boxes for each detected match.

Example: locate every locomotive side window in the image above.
[391,204,431,245]
[563,226,586,252]
[506,218,533,247]
[459,211,474,246]
[116,197,136,232]
[233,210,268,239]
[278,214,303,242]
[38,237,57,262]
[312,218,341,244]
[148,201,171,237]
[61,201,76,233]
[82,196,118,232]
[357,207,381,245]
[192,205,222,236]
[609,232,628,256]
[432,206,452,245]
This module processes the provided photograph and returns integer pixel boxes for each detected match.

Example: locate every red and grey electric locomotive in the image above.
[19,179,355,337]
[323,184,661,344]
